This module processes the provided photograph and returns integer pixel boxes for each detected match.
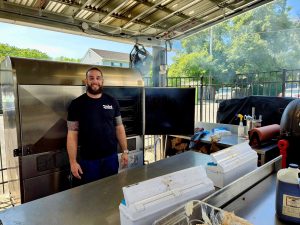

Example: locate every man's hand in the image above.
[121,152,128,168]
[70,162,83,179]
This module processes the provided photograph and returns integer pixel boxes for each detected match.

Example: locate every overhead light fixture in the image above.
[81,22,89,31]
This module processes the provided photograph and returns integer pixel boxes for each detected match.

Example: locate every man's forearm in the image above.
[116,124,127,151]
[67,131,78,164]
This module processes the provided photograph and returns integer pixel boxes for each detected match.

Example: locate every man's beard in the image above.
[87,85,103,95]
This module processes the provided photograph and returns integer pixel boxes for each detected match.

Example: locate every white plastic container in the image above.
[119,166,215,225]
[238,121,245,137]
[276,164,300,223]
[118,150,143,172]
[206,142,258,188]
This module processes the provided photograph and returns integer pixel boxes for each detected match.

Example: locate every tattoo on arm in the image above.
[67,121,79,131]
[115,116,123,126]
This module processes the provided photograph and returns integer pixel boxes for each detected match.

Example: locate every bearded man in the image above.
[66,67,128,184]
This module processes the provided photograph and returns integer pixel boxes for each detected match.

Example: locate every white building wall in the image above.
[81,49,103,65]
[102,60,129,68]
[81,49,129,68]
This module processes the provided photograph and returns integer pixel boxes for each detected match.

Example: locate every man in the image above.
[67,67,128,184]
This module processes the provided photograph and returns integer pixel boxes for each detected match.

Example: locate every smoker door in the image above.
[145,87,195,135]
[19,149,71,202]
[18,85,84,155]
[17,85,84,202]
[105,87,143,136]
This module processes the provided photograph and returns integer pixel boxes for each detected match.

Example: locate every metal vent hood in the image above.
[3,57,144,87]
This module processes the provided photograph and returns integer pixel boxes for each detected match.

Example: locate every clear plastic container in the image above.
[153,200,222,225]
[153,200,252,225]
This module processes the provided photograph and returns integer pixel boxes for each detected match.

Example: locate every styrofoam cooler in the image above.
[206,142,258,188]
[118,150,144,172]
[119,166,215,225]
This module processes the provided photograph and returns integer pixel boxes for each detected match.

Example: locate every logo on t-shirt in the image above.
[103,104,113,109]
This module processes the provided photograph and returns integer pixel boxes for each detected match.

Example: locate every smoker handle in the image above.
[13,148,22,157]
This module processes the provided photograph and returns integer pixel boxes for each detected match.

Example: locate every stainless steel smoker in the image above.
[0,57,144,203]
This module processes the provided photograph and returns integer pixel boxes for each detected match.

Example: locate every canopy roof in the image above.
[0,0,273,45]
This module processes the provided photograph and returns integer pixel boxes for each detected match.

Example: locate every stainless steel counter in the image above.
[0,151,289,225]
[203,155,288,225]
[200,132,246,147]
[224,173,285,225]
[0,151,211,225]
[195,121,247,147]
[169,122,247,149]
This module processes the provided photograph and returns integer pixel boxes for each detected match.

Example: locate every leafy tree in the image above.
[168,0,300,84]
[0,43,82,63]
[168,51,213,79]
[54,56,80,63]
[0,43,50,61]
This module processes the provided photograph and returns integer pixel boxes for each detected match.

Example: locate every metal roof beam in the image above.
[32,0,47,8]
[155,1,221,37]
[209,0,236,10]
[72,0,94,18]
[72,0,107,18]
[121,0,166,29]
[99,0,132,23]
[41,0,156,31]
[0,1,80,27]
[140,0,203,33]
[164,0,274,40]
[160,0,233,30]
[45,0,80,7]
[0,1,140,40]
[124,0,189,23]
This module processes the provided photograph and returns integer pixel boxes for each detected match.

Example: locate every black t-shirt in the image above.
[67,93,121,159]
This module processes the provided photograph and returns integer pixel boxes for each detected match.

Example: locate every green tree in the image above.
[169,0,300,83]
[0,43,50,61]
[54,56,81,63]
[0,43,82,63]
[168,51,213,79]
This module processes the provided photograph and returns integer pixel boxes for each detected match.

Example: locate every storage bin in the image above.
[119,166,215,225]
[206,142,258,188]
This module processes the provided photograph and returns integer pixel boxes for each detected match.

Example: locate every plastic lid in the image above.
[289,163,299,169]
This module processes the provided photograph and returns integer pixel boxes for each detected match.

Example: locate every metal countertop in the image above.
[224,173,286,225]
[200,133,247,147]
[169,122,247,148]
[0,151,211,225]
[0,151,290,225]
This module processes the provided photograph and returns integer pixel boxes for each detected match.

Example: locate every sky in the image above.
[0,23,135,59]
[0,0,299,63]
[288,0,300,16]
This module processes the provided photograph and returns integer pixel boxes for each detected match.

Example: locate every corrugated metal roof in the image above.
[0,0,274,44]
